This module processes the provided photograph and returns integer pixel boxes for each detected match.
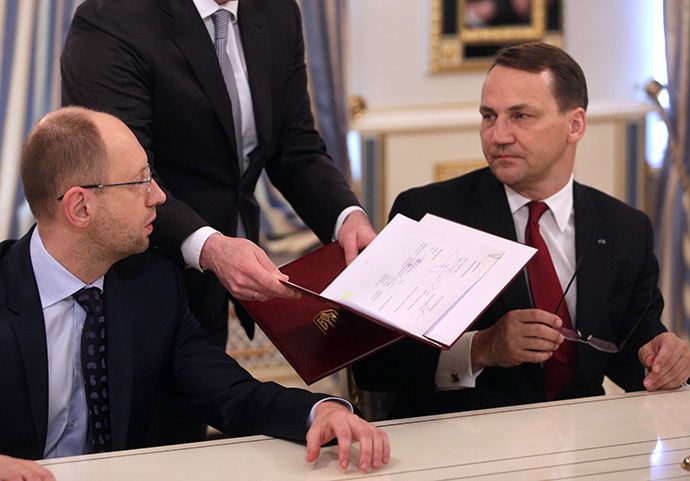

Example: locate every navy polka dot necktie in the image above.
[74,287,112,453]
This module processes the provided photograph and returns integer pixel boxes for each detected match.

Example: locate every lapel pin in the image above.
[598,239,606,245]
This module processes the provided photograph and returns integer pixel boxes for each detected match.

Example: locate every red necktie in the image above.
[525,201,576,400]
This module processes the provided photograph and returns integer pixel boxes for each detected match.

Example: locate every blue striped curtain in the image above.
[259,0,351,245]
[654,1,690,339]
[300,0,350,178]
[0,0,82,240]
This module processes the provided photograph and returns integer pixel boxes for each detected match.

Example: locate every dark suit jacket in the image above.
[0,229,326,460]
[353,168,666,419]
[61,0,360,335]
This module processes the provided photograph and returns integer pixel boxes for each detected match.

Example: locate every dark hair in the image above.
[491,42,588,112]
[21,107,109,219]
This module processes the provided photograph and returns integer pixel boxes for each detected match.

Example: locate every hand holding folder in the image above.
[240,214,536,384]
[239,241,403,385]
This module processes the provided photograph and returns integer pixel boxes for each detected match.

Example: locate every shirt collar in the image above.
[504,175,574,233]
[192,0,239,23]
[29,228,104,309]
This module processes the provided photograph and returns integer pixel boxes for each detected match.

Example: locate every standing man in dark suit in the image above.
[61,0,376,444]
[353,42,690,419]
[0,107,389,480]
[61,0,375,344]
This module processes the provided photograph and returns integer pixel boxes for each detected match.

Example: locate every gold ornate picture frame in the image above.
[430,0,561,72]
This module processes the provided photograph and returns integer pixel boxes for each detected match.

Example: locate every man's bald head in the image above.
[21,106,110,220]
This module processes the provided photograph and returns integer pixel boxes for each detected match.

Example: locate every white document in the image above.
[320,214,535,348]
[419,214,537,347]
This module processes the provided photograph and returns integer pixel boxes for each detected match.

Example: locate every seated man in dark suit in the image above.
[0,107,389,480]
[353,42,690,420]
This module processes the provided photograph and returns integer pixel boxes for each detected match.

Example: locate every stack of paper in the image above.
[240,213,536,384]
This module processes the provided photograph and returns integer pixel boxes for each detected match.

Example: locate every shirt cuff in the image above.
[435,331,484,390]
[180,226,221,271]
[306,397,354,430]
[332,206,366,242]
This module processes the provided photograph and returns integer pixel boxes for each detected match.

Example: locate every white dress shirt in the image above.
[436,177,577,390]
[193,0,257,170]
[30,228,104,458]
[181,0,362,270]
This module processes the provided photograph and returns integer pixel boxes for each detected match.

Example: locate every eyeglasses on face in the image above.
[553,258,653,354]
[57,165,152,201]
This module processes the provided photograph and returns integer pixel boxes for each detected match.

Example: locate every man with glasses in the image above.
[0,107,389,480]
[352,42,690,420]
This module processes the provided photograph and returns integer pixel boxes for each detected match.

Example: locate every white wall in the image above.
[348,0,657,111]
[563,1,655,102]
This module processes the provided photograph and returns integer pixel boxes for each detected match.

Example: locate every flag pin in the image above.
[598,239,606,245]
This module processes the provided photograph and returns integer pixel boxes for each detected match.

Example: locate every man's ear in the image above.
[567,107,586,144]
[60,187,94,228]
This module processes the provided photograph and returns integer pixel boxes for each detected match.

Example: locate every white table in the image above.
[39,389,690,480]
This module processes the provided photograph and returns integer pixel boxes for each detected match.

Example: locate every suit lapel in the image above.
[469,170,531,312]
[102,273,134,451]
[573,182,611,373]
[7,230,49,456]
[160,0,240,178]
[468,170,544,394]
[467,175,613,393]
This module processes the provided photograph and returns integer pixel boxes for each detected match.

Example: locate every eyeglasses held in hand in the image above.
[553,259,652,354]
[57,164,152,201]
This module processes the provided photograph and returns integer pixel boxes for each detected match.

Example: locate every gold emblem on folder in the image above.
[314,309,345,334]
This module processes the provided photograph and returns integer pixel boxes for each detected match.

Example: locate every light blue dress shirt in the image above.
[30,228,104,458]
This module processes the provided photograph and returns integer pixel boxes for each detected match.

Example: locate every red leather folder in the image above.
[239,242,403,385]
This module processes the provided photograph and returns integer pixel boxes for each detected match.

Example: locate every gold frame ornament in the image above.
[430,0,552,72]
